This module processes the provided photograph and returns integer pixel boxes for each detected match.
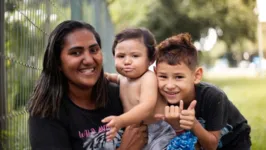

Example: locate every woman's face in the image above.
[60,28,103,90]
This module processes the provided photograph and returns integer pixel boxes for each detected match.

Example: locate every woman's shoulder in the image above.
[107,81,121,101]
[106,81,123,114]
[107,81,120,98]
[107,81,119,90]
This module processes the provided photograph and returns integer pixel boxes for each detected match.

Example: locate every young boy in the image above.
[102,28,158,141]
[154,33,251,150]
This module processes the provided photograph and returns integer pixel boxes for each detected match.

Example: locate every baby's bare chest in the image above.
[119,80,141,112]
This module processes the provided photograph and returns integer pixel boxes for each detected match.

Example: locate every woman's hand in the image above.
[118,123,148,150]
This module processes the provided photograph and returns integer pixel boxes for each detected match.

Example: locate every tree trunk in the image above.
[226,45,238,67]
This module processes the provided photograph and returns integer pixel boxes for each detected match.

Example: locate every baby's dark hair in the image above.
[156,33,198,70]
[112,28,156,62]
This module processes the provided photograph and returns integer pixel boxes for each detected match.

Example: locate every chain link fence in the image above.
[0,0,115,149]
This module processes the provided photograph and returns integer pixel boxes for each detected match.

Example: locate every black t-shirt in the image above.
[29,82,123,150]
[195,82,251,149]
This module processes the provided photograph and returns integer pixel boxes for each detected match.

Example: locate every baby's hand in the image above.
[179,100,197,130]
[102,116,122,141]
[104,72,119,84]
[104,72,111,81]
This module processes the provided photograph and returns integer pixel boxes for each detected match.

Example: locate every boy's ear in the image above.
[194,67,203,84]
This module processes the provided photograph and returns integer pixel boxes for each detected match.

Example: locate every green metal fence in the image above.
[0,0,115,149]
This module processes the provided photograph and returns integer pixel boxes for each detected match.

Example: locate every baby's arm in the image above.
[118,71,158,124]
[105,72,120,84]
[102,72,157,141]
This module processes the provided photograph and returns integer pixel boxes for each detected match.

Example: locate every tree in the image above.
[109,0,257,67]
[142,0,257,66]
[108,0,154,32]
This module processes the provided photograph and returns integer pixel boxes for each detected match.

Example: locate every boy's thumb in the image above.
[188,100,197,110]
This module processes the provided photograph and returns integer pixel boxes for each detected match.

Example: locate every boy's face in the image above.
[155,61,202,104]
[114,39,151,79]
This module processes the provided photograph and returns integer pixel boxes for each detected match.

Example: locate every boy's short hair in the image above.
[156,33,198,70]
[112,28,156,62]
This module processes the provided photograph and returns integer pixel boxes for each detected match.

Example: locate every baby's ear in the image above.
[153,66,157,74]
[194,67,203,84]
[150,60,155,66]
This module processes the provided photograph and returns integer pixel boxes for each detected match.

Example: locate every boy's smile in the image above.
[155,62,198,104]
[164,91,180,99]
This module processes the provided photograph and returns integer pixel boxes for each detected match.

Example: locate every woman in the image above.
[28,20,147,150]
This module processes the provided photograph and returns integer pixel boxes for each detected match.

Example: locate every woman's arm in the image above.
[29,115,72,150]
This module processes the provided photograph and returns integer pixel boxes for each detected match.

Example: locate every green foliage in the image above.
[198,51,214,68]
[108,0,154,32]
[0,130,9,148]
[141,0,257,44]
[2,0,71,149]
[109,0,257,66]
[5,11,43,112]
[142,0,211,42]
[1,109,30,150]
[205,77,266,149]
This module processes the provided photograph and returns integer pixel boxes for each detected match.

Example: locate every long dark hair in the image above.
[28,20,108,118]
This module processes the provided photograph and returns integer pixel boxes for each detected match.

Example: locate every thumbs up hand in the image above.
[179,100,197,130]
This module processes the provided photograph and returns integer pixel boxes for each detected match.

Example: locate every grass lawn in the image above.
[204,77,266,149]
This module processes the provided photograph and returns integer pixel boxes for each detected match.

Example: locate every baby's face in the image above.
[155,61,196,104]
[114,39,150,79]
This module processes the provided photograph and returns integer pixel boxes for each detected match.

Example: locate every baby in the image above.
[102,28,158,141]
